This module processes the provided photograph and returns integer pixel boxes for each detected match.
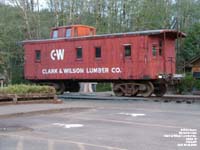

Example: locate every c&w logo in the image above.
[50,49,64,60]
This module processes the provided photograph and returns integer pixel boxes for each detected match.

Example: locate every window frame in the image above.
[52,30,58,39]
[74,28,78,37]
[76,47,83,59]
[95,47,101,58]
[66,28,71,38]
[89,29,94,35]
[152,44,157,57]
[35,50,41,62]
[159,40,163,56]
[124,44,132,57]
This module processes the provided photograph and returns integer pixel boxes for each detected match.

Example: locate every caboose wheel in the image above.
[113,84,125,96]
[139,82,154,97]
[154,83,167,97]
[53,82,65,95]
[127,83,138,96]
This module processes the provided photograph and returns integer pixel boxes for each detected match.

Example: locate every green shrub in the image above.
[0,84,56,94]
[176,73,197,94]
[194,80,200,90]
[96,83,112,92]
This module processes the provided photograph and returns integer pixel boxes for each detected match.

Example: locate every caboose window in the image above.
[66,28,71,38]
[74,28,78,37]
[152,45,157,56]
[90,29,94,35]
[95,47,101,58]
[124,45,131,57]
[159,40,163,56]
[35,50,41,61]
[76,47,82,59]
[52,30,58,39]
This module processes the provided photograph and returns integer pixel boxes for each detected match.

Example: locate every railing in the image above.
[0,93,58,104]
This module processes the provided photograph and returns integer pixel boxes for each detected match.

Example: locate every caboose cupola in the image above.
[51,25,96,39]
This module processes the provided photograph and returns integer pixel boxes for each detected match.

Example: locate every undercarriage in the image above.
[113,81,167,97]
[35,80,167,97]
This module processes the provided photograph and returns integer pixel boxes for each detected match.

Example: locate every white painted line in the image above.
[119,112,146,117]
[16,136,24,150]
[0,133,127,150]
[52,123,83,128]
[74,117,183,129]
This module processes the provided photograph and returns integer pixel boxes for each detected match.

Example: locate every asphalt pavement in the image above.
[0,96,199,150]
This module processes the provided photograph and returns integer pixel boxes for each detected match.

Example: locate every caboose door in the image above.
[122,44,133,79]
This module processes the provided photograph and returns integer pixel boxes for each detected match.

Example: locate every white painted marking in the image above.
[16,136,24,150]
[53,123,83,128]
[48,140,54,150]
[119,112,146,117]
[0,133,128,150]
[77,143,86,150]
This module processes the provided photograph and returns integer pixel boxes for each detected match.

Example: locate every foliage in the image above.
[96,83,112,92]
[0,84,56,94]
[181,23,200,62]
[175,73,200,94]
[0,5,25,84]
[176,74,195,93]
[193,80,200,91]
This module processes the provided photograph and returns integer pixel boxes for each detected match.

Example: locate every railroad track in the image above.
[146,96,197,104]
[59,93,200,104]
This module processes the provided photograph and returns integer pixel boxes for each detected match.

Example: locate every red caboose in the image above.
[22,24,185,96]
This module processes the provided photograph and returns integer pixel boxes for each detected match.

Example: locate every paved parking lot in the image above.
[0,99,199,150]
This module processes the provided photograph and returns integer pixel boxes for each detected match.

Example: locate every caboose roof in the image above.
[22,29,186,44]
[187,55,200,65]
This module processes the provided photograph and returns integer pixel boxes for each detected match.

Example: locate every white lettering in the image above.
[42,69,58,74]
[63,68,84,74]
[56,49,64,60]
[86,68,109,73]
[111,67,122,73]
[59,68,63,74]
[50,50,56,60]
[42,67,122,75]
[50,49,64,60]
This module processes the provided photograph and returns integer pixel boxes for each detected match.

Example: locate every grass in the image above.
[0,84,56,94]
[96,83,112,92]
